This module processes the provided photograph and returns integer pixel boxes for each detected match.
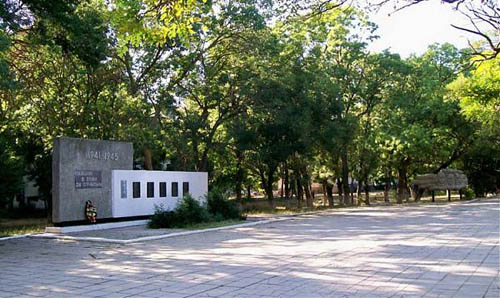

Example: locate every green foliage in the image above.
[148,208,176,229]
[460,139,500,197]
[175,194,212,225]
[0,131,24,207]
[463,187,475,200]
[149,191,245,228]
[206,189,244,220]
[449,57,500,136]
[1,0,498,212]
[149,195,211,228]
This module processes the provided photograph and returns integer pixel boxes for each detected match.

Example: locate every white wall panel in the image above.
[111,170,208,218]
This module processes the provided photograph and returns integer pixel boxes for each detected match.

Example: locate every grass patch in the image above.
[0,217,49,238]
[242,192,477,216]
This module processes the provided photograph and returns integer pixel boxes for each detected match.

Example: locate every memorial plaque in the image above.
[75,170,102,189]
[120,180,127,198]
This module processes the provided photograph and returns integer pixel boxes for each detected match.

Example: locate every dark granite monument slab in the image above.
[52,137,133,224]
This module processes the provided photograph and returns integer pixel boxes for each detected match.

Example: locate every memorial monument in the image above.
[52,137,207,225]
[52,137,134,224]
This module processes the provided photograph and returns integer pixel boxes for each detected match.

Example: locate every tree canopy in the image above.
[1,0,498,210]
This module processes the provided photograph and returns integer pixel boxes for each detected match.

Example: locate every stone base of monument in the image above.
[45,219,149,234]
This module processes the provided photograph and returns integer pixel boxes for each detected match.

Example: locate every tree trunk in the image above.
[258,167,275,208]
[8,196,14,210]
[357,179,363,206]
[290,177,296,200]
[247,185,251,200]
[397,158,410,204]
[364,178,370,206]
[235,151,243,204]
[304,182,313,208]
[144,147,153,170]
[326,183,334,207]
[302,169,313,208]
[280,167,284,198]
[384,167,391,203]
[350,184,355,205]
[296,177,304,209]
[322,183,327,206]
[337,178,343,203]
[266,184,274,206]
[341,151,351,205]
[284,162,290,199]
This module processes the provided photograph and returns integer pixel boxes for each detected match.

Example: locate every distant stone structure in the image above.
[413,169,468,190]
[412,169,468,201]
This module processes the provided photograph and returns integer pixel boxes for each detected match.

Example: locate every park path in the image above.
[0,199,499,298]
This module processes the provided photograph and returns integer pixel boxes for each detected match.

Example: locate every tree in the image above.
[0,129,24,209]
[375,44,473,203]
[449,56,500,195]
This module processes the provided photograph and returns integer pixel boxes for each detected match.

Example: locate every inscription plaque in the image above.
[75,170,102,189]
[120,180,127,198]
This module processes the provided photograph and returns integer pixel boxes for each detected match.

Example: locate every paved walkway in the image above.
[0,199,498,298]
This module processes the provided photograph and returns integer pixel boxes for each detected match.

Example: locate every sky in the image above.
[367,1,478,57]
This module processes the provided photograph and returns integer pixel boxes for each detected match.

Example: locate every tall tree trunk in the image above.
[235,150,243,204]
[341,151,351,205]
[326,183,334,207]
[384,167,391,203]
[284,162,290,199]
[302,168,313,208]
[337,178,343,203]
[397,158,410,204]
[350,184,354,205]
[364,178,370,206]
[258,167,276,208]
[247,185,251,200]
[280,166,284,198]
[266,183,274,206]
[304,182,313,208]
[322,182,327,206]
[144,147,153,170]
[357,179,363,206]
[296,176,304,209]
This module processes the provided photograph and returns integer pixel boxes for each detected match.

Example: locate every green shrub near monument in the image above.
[149,191,244,229]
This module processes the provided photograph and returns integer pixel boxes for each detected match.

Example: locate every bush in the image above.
[148,206,178,229]
[175,194,212,226]
[149,195,213,228]
[463,187,475,200]
[207,188,245,220]
[149,191,245,229]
